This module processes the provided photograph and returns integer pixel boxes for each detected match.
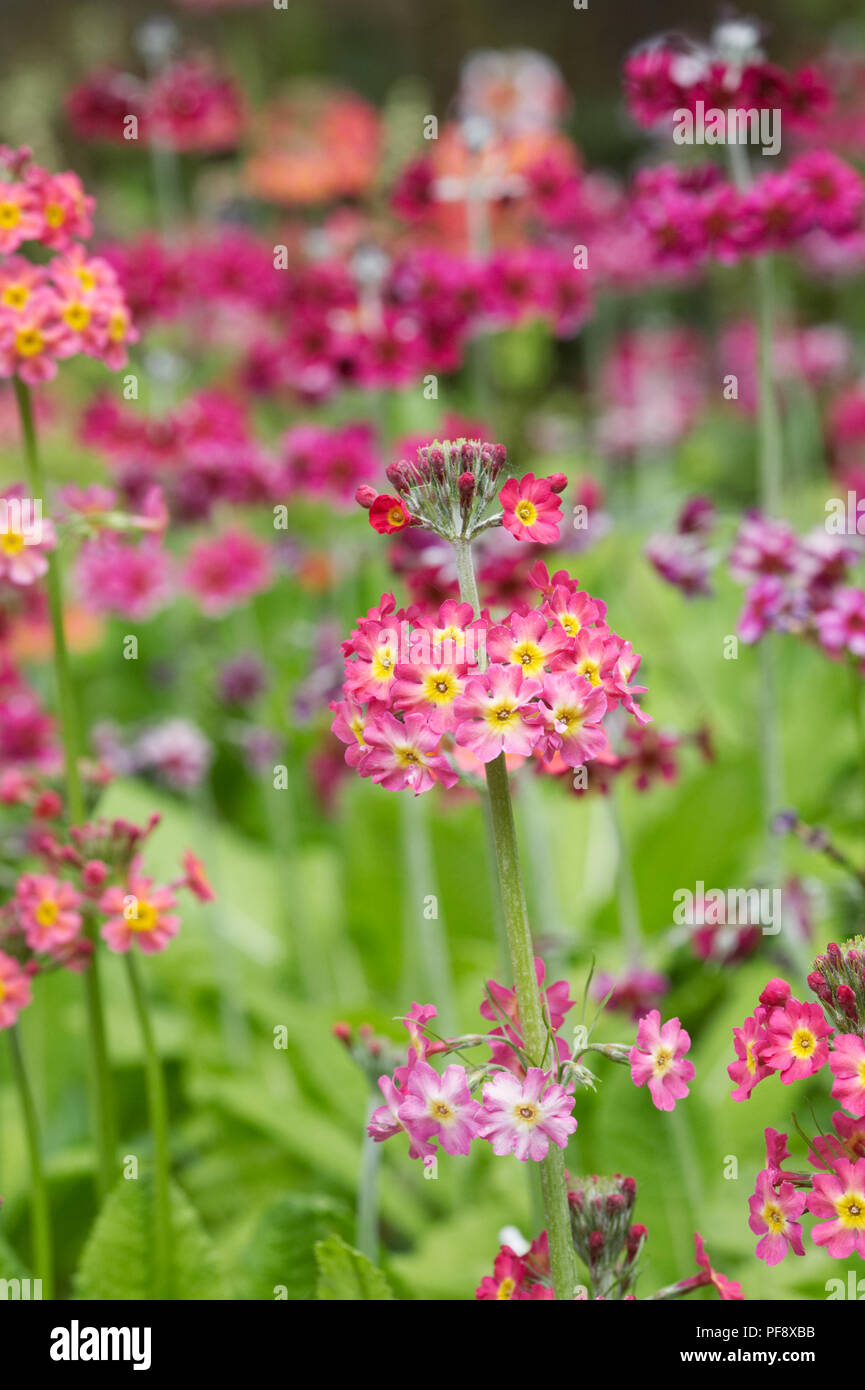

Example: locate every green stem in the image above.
[8,1026,53,1298]
[453,538,578,1301]
[124,954,172,1298]
[14,377,117,1197]
[399,793,456,1033]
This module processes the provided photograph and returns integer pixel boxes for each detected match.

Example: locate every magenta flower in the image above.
[368,1073,436,1162]
[0,505,56,587]
[728,1010,772,1101]
[763,998,832,1082]
[453,664,543,762]
[692,1233,745,1301]
[359,710,458,795]
[480,1067,577,1161]
[15,872,82,953]
[391,660,467,734]
[183,528,273,617]
[486,610,567,679]
[829,1034,865,1117]
[748,1169,806,1265]
[0,949,33,1028]
[499,473,563,544]
[99,873,179,954]
[396,1060,483,1156]
[815,586,865,658]
[629,1009,694,1112]
[807,1158,865,1258]
[536,671,608,768]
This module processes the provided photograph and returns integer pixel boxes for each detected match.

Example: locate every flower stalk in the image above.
[14,376,117,1198]
[7,1025,53,1298]
[124,953,173,1299]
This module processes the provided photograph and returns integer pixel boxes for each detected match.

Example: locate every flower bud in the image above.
[547,472,568,494]
[759,977,791,1008]
[355,484,378,509]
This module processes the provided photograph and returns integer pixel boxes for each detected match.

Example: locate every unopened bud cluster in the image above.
[808,936,865,1033]
[386,438,508,541]
[568,1174,644,1298]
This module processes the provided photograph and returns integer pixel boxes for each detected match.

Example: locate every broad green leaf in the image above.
[74,1176,227,1300]
[315,1235,394,1301]
[239,1194,351,1300]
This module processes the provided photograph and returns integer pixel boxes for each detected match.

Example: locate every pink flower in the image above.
[763,998,832,1082]
[829,1034,865,1117]
[183,528,273,616]
[475,1246,528,1300]
[748,1169,806,1265]
[368,1073,436,1161]
[391,660,467,734]
[0,288,63,384]
[99,873,179,954]
[480,1067,577,1161]
[0,949,32,1028]
[359,710,458,795]
[0,182,42,253]
[629,1009,695,1112]
[692,1233,745,1300]
[15,872,82,953]
[815,586,865,658]
[396,1060,483,1156]
[330,696,375,767]
[536,671,608,768]
[807,1158,865,1258]
[499,473,563,544]
[75,534,172,620]
[0,500,56,587]
[486,609,567,678]
[453,664,543,762]
[728,1010,773,1101]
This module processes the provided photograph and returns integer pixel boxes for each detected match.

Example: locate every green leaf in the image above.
[315,1235,394,1301]
[74,1176,227,1300]
[0,1233,28,1281]
[239,1194,351,1300]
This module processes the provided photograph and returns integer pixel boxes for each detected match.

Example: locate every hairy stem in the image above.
[453,538,578,1300]
[14,377,117,1197]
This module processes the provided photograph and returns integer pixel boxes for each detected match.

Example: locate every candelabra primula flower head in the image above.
[808,936,865,1034]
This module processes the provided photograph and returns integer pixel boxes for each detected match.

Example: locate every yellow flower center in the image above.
[486,702,517,728]
[76,267,96,292]
[497,1277,517,1300]
[511,641,545,677]
[45,203,65,228]
[762,1201,786,1233]
[63,302,91,331]
[559,614,579,638]
[837,1192,865,1229]
[653,1047,673,1075]
[387,506,405,528]
[791,1028,815,1058]
[429,1099,453,1122]
[349,715,366,745]
[109,311,127,342]
[15,327,44,357]
[35,899,59,928]
[396,746,424,769]
[515,499,538,525]
[129,899,158,932]
[0,201,21,229]
[2,284,28,309]
[0,531,25,555]
[422,670,459,704]
[514,1102,539,1125]
[577,658,601,686]
[746,1041,757,1074]
[371,647,396,682]
[0,978,5,1003]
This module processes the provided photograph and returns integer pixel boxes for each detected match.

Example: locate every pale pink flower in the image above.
[629,1009,695,1112]
[480,1067,577,1161]
[396,1061,483,1156]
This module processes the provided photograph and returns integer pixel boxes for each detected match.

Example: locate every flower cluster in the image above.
[334,445,650,793]
[361,963,694,1176]
[729,954,865,1265]
[0,813,214,1028]
[66,58,246,152]
[0,149,136,383]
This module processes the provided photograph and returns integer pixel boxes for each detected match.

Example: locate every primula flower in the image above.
[475,1245,528,1300]
[807,1158,865,1258]
[330,696,375,767]
[486,610,567,678]
[15,872,82,953]
[763,997,832,1082]
[391,660,467,733]
[359,710,458,795]
[629,1009,695,1112]
[692,1233,745,1300]
[829,1034,865,1116]
[536,671,608,767]
[99,873,180,954]
[728,1010,773,1101]
[0,949,32,1028]
[454,664,543,762]
[396,1060,483,1156]
[499,473,563,543]
[369,493,413,534]
[0,505,56,587]
[368,1072,436,1161]
[480,1067,577,1161]
[748,1169,806,1265]
[183,528,273,616]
